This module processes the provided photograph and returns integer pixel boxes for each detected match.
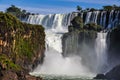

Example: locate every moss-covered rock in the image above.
[0,54,20,71]
[0,12,45,79]
[69,15,102,32]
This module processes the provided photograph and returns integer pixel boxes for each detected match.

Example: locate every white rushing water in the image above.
[26,12,112,77]
[27,14,72,31]
[95,32,108,73]
[28,13,94,77]
[30,47,93,77]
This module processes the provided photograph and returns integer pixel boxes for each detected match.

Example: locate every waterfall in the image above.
[27,11,120,29]
[25,11,119,77]
[27,14,71,32]
[27,13,73,52]
[95,32,108,73]
[83,10,120,28]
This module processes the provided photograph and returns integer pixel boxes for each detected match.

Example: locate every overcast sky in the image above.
[0,0,120,14]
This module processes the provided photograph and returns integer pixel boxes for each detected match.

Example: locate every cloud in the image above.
[59,0,120,5]
[20,6,75,14]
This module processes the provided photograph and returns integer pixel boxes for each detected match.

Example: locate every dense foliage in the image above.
[76,5,120,12]
[6,5,32,19]
[0,12,45,71]
[68,16,102,32]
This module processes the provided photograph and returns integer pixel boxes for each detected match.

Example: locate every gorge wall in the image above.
[107,24,120,68]
[0,12,45,80]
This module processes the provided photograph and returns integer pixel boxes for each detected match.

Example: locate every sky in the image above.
[0,0,120,14]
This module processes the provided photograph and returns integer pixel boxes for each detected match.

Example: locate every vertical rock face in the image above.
[0,12,45,72]
[107,25,120,68]
[105,64,120,80]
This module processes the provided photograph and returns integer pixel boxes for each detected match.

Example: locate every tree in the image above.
[5,5,31,19]
[103,5,113,11]
[86,8,90,11]
[89,8,96,12]
[22,10,26,14]
[6,5,21,17]
[77,5,82,12]
[71,16,83,30]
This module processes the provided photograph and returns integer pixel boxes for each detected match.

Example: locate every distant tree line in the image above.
[77,5,120,12]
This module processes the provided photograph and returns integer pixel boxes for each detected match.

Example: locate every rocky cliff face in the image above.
[0,12,45,80]
[107,24,120,68]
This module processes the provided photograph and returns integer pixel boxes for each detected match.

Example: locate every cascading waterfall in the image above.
[28,13,94,77]
[27,13,72,52]
[26,11,119,78]
[27,10,120,29]
[27,14,72,32]
[83,10,120,28]
[95,32,108,73]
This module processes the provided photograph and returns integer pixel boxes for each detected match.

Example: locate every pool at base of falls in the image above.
[30,73,106,80]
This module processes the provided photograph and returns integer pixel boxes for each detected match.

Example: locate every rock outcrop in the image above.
[62,16,101,57]
[93,74,107,79]
[62,16,102,73]
[107,24,120,68]
[0,12,45,79]
[105,65,120,80]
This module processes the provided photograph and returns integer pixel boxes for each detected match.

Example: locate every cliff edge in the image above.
[0,12,45,80]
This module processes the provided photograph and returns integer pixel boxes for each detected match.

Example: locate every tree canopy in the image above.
[76,5,120,13]
[6,5,31,19]
[77,5,82,12]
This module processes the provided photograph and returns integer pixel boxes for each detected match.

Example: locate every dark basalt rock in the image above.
[105,65,120,80]
[107,24,120,68]
[93,74,107,79]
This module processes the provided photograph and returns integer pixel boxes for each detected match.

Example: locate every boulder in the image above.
[93,74,107,79]
[105,65,120,80]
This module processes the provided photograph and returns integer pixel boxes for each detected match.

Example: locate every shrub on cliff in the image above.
[70,16,83,30]
[84,23,102,31]
[0,12,45,72]
[69,16,102,32]
[0,54,20,71]
[6,5,31,19]
[103,5,120,11]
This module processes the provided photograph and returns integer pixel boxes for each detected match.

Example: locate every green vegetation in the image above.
[0,54,20,71]
[69,16,102,32]
[103,5,120,11]
[0,12,45,71]
[77,5,82,12]
[84,23,102,31]
[76,5,120,12]
[70,16,83,30]
[6,5,31,19]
